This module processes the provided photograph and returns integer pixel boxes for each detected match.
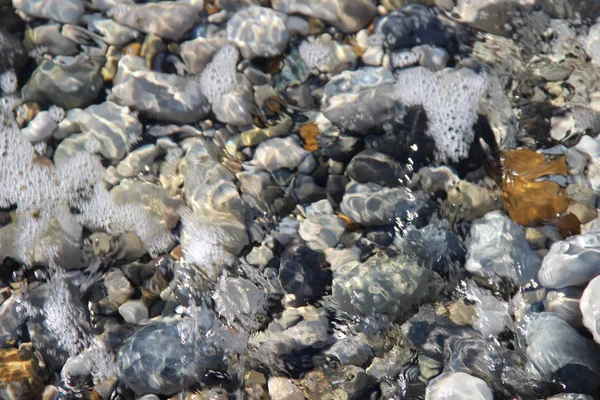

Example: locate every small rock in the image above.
[119,300,149,325]
[227,6,289,59]
[326,336,373,367]
[246,245,274,267]
[465,211,541,286]
[104,269,134,305]
[426,372,493,400]
[346,150,406,187]
[109,55,209,123]
[0,344,45,400]
[268,377,303,400]
[108,2,200,40]
[22,58,103,109]
[322,67,398,132]
[538,234,600,289]
[252,136,309,172]
[21,111,57,143]
[272,0,376,33]
[13,0,84,24]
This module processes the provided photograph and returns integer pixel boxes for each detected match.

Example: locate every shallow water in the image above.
[2,0,600,399]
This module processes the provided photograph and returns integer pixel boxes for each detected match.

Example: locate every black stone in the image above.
[278,243,331,307]
[346,149,406,187]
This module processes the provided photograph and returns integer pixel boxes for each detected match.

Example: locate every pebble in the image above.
[21,58,103,109]
[298,199,346,251]
[321,67,398,132]
[339,181,422,226]
[108,2,200,40]
[521,312,600,393]
[332,252,442,322]
[279,243,330,307]
[227,6,289,60]
[109,55,209,123]
[252,136,309,173]
[117,318,229,395]
[581,275,600,344]
[29,24,78,56]
[272,0,376,33]
[179,37,229,75]
[544,287,584,329]
[425,372,493,400]
[21,111,57,143]
[539,234,600,289]
[267,377,303,400]
[13,0,84,24]
[0,345,45,400]
[73,101,143,162]
[325,336,373,367]
[465,211,541,286]
[346,149,406,187]
[104,269,134,305]
[246,244,274,267]
[119,300,149,324]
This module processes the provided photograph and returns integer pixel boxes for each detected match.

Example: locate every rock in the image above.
[326,365,377,400]
[444,181,501,222]
[246,245,274,267]
[104,269,134,305]
[325,336,373,367]
[465,211,541,286]
[339,181,424,227]
[227,6,289,60]
[272,0,376,33]
[82,14,140,46]
[115,144,161,178]
[321,67,398,132]
[200,45,254,126]
[0,296,27,348]
[66,101,143,162]
[298,35,356,74]
[109,55,209,123]
[21,111,57,143]
[466,283,513,336]
[539,234,600,289]
[521,312,600,393]
[547,394,593,400]
[294,174,327,205]
[581,275,600,343]
[252,136,309,172]
[22,58,103,109]
[180,37,229,75]
[279,243,330,306]
[213,276,267,329]
[29,24,78,56]
[544,287,584,329]
[107,2,200,40]
[0,344,45,400]
[119,300,149,324]
[117,317,231,396]
[346,150,406,187]
[397,219,464,276]
[332,252,442,322]
[268,377,303,400]
[376,5,465,54]
[425,372,493,400]
[13,0,84,24]
[298,200,346,251]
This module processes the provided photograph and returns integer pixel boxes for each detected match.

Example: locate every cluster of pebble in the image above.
[4,0,600,399]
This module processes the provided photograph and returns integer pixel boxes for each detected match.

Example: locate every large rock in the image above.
[109,55,209,123]
[332,253,442,322]
[227,6,289,59]
[22,58,103,109]
[465,211,541,286]
[272,0,376,33]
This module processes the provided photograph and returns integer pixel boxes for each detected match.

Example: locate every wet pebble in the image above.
[109,55,209,123]
[119,300,149,325]
[227,6,289,60]
[108,2,200,40]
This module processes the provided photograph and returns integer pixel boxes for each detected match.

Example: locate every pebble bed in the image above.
[3,0,600,399]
